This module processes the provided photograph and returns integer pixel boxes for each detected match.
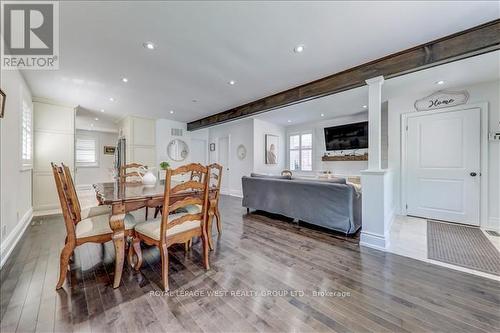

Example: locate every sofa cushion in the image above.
[250,173,291,180]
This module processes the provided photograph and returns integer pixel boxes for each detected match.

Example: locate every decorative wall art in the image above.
[414,90,469,111]
[265,134,278,164]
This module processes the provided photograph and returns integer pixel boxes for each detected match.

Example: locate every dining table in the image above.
[93,180,216,288]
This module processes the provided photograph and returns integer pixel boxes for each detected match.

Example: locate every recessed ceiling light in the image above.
[228,80,236,85]
[287,120,292,123]
[109,97,115,102]
[362,105,367,109]
[436,80,445,85]
[121,77,128,83]
[100,109,105,112]
[94,117,99,121]
[320,113,324,117]
[294,44,305,53]
[90,123,94,127]
[143,42,156,50]
[169,110,174,114]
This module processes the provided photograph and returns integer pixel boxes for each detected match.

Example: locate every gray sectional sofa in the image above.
[241,174,361,234]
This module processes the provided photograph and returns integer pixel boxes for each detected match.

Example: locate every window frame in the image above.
[20,95,33,170]
[288,131,313,172]
[75,134,99,168]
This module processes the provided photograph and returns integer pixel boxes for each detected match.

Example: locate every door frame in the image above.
[216,135,231,195]
[401,102,488,226]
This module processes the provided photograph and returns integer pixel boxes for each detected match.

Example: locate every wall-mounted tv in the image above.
[324,121,368,151]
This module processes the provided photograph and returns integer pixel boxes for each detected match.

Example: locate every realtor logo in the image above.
[1,1,59,70]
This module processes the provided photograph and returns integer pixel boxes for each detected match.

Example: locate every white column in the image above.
[360,75,394,251]
[365,76,384,170]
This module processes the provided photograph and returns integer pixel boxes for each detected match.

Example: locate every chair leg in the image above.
[56,242,74,290]
[160,243,169,291]
[154,206,161,218]
[145,207,149,221]
[128,237,143,271]
[215,207,222,234]
[201,228,210,270]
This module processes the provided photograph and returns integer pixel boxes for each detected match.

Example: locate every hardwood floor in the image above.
[1,195,499,333]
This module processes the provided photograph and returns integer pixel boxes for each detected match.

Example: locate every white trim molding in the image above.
[0,208,33,269]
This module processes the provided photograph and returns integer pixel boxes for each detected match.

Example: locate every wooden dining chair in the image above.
[119,162,146,183]
[61,163,111,219]
[185,163,222,251]
[129,163,211,291]
[208,163,223,235]
[51,163,137,289]
[120,162,158,220]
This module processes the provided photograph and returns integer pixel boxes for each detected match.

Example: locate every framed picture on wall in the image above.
[265,134,278,164]
[104,146,116,155]
[0,89,6,118]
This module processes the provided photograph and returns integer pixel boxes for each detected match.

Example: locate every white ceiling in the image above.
[20,1,499,124]
[256,50,500,126]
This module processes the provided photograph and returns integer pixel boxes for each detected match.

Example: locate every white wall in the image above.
[388,80,500,228]
[253,118,285,174]
[0,69,33,268]
[207,118,254,197]
[286,113,369,177]
[33,101,75,214]
[75,130,118,185]
[156,119,191,170]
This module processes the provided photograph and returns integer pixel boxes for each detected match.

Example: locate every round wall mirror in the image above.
[167,139,189,161]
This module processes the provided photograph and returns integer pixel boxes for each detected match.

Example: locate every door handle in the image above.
[470,172,477,177]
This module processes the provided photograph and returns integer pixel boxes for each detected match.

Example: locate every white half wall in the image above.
[0,69,33,268]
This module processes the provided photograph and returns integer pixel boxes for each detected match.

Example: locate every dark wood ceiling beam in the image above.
[187,19,500,131]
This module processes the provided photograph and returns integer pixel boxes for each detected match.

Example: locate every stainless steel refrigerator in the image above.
[114,137,126,179]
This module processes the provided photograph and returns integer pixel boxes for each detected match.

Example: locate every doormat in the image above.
[427,220,500,276]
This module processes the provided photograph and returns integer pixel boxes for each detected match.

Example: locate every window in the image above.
[21,100,33,168]
[76,136,98,167]
[289,132,312,171]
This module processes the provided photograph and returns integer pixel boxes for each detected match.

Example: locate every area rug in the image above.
[427,220,500,276]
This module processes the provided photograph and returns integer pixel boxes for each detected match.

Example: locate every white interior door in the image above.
[406,107,481,225]
[217,136,230,194]
[190,138,207,164]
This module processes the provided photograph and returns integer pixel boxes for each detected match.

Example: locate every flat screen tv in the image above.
[324,121,368,151]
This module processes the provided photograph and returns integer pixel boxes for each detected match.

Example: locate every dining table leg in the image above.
[109,203,126,288]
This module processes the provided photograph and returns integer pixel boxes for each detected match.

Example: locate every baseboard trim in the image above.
[0,208,33,269]
[33,208,61,217]
[221,189,243,198]
[360,230,389,251]
[485,217,500,231]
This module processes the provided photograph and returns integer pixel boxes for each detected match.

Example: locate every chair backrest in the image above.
[119,162,145,183]
[61,163,82,222]
[161,163,209,241]
[190,169,204,182]
[51,163,77,240]
[208,163,223,198]
[281,169,293,177]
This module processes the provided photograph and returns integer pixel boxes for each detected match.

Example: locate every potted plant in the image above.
[159,161,170,170]
[158,161,170,180]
